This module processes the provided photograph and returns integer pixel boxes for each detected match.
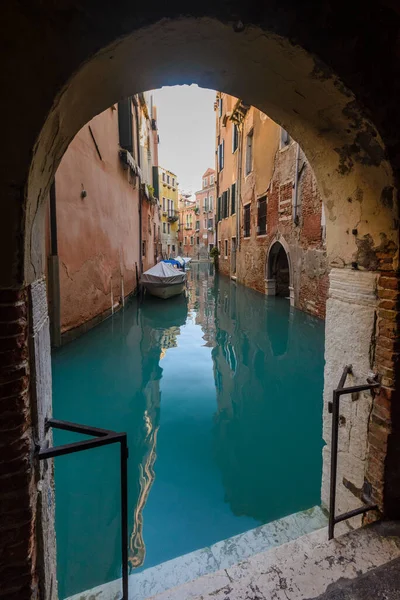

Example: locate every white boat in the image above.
[141,262,186,299]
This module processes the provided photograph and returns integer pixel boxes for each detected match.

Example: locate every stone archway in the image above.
[266,237,294,305]
[1,4,400,599]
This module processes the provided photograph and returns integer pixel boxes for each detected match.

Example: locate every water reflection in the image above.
[209,273,323,523]
[53,263,324,599]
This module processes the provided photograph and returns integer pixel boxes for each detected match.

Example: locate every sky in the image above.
[152,85,216,198]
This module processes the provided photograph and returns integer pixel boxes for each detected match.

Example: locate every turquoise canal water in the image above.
[52,264,325,599]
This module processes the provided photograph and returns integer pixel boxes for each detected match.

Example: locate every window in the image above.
[218,140,224,171]
[197,236,200,245]
[244,204,251,237]
[231,183,236,215]
[162,172,166,182]
[217,196,221,222]
[172,177,175,187]
[209,195,213,211]
[184,236,187,245]
[203,197,208,212]
[167,174,170,184]
[142,240,146,256]
[163,222,166,233]
[245,130,253,175]
[224,239,228,257]
[210,174,215,185]
[195,220,200,230]
[190,236,194,245]
[208,218,213,229]
[203,177,208,188]
[162,197,166,211]
[232,123,239,153]
[204,218,207,229]
[219,96,223,117]
[257,195,267,235]
[167,223,170,234]
[222,189,229,218]
[172,244,175,252]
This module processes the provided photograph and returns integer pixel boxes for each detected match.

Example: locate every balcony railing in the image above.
[167,209,179,222]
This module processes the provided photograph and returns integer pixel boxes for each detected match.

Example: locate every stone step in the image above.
[149,521,400,600]
[65,505,328,600]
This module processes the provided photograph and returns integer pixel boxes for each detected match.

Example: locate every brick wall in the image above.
[234,142,328,319]
[366,271,400,517]
[0,288,37,599]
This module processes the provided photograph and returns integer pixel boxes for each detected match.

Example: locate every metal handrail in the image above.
[328,365,380,539]
[37,418,129,599]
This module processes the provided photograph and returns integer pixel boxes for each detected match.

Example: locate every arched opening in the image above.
[266,240,292,301]
[2,7,400,600]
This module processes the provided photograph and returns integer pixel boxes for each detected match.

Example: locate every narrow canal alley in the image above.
[52,264,325,600]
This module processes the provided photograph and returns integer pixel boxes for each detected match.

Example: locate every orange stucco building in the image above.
[215,93,328,319]
[48,93,159,342]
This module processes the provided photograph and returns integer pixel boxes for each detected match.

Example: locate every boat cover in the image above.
[141,262,186,285]
[162,259,182,268]
[174,256,185,267]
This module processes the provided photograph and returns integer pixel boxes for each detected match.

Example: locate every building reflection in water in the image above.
[130,296,188,569]
[191,266,324,526]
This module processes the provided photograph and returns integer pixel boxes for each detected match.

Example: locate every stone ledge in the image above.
[150,522,400,600]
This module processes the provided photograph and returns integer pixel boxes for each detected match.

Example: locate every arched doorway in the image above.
[266,240,293,303]
[1,5,400,599]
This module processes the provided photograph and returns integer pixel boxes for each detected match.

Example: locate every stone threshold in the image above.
[65,505,327,600]
[150,521,400,600]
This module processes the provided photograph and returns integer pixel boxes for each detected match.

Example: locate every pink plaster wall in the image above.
[55,106,140,333]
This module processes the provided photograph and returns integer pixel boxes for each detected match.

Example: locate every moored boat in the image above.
[141,262,186,299]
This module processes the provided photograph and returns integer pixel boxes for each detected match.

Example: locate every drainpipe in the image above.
[133,97,143,282]
[236,122,244,251]
[292,142,300,225]
[48,180,61,347]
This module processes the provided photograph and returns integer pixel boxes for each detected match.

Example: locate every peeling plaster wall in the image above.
[217,100,328,319]
[54,108,140,333]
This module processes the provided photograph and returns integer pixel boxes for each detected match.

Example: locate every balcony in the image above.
[167,209,179,223]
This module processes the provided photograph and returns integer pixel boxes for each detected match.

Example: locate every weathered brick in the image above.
[377,287,400,300]
[0,364,28,385]
[0,377,29,400]
[0,346,29,367]
[378,308,398,321]
[0,289,27,304]
[378,299,399,311]
[375,345,399,363]
[0,303,27,322]
[0,319,27,337]
[378,276,400,290]
[378,319,397,337]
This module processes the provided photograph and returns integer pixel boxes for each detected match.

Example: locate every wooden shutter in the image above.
[118,97,133,154]
[231,183,236,214]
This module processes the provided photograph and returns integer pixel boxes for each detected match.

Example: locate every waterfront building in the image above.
[194,168,216,257]
[47,93,159,343]
[215,93,328,319]
[178,193,197,257]
[156,166,179,257]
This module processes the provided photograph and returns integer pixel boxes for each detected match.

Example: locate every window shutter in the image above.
[231,183,236,214]
[118,97,133,154]
[221,140,225,170]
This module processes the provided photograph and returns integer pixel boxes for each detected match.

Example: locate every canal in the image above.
[52,263,325,599]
